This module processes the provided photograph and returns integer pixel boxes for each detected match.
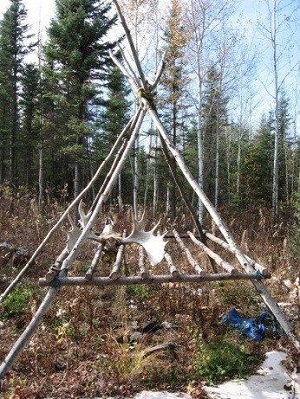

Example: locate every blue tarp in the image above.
[220,308,278,341]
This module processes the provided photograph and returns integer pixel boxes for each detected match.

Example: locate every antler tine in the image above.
[150,218,161,233]
[67,213,76,229]
[78,199,92,228]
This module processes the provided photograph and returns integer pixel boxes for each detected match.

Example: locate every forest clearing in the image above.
[0,0,299,397]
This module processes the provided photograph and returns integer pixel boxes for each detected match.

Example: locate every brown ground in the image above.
[0,188,299,398]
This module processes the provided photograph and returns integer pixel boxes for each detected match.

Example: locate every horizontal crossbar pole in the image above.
[39,272,263,287]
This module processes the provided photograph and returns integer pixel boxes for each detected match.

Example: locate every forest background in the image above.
[0,0,299,220]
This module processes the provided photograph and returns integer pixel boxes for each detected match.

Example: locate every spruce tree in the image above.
[241,115,274,207]
[97,60,131,154]
[0,0,32,186]
[20,64,40,186]
[43,0,117,197]
[94,58,131,203]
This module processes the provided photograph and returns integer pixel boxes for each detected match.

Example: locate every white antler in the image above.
[78,200,92,228]
[122,213,167,266]
[68,206,166,265]
[66,201,99,251]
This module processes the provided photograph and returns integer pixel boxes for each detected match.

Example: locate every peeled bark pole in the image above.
[188,232,237,274]
[0,286,59,379]
[39,272,262,287]
[172,229,204,275]
[204,231,270,278]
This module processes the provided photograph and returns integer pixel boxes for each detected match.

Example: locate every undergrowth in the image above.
[194,339,263,385]
[0,186,298,398]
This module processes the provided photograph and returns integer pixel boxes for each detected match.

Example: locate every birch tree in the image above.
[257,0,298,217]
[184,0,236,219]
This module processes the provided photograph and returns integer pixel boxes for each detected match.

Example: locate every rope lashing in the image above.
[135,86,156,110]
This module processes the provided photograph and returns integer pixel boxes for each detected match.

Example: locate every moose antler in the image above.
[122,213,167,266]
[66,201,99,251]
[67,204,166,265]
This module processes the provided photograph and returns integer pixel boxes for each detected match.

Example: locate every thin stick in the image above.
[112,0,147,89]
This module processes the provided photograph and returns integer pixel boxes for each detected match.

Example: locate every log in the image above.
[0,285,60,379]
[86,244,102,280]
[172,229,205,275]
[39,272,262,287]
[164,252,180,277]
[109,242,125,280]
[188,232,237,274]
[138,246,149,278]
[204,231,271,278]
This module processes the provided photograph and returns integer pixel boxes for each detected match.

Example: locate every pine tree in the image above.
[241,115,274,207]
[43,0,117,197]
[0,0,32,186]
[94,57,131,203]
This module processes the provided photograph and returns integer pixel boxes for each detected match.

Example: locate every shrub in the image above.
[1,287,33,319]
[194,339,261,385]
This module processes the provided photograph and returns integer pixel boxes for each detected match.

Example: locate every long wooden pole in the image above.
[0,108,146,378]
[0,245,69,379]
[39,272,262,287]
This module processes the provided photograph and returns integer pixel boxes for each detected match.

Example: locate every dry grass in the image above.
[0,186,299,398]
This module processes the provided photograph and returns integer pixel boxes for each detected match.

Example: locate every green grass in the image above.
[194,338,262,385]
[1,287,33,319]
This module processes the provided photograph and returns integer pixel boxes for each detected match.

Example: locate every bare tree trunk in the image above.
[133,138,139,216]
[214,125,220,207]
[272,9,280,218]
[10,69,18,189]
[236,128,242,202]
[74,161,80,200]
[38,145,44,211]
